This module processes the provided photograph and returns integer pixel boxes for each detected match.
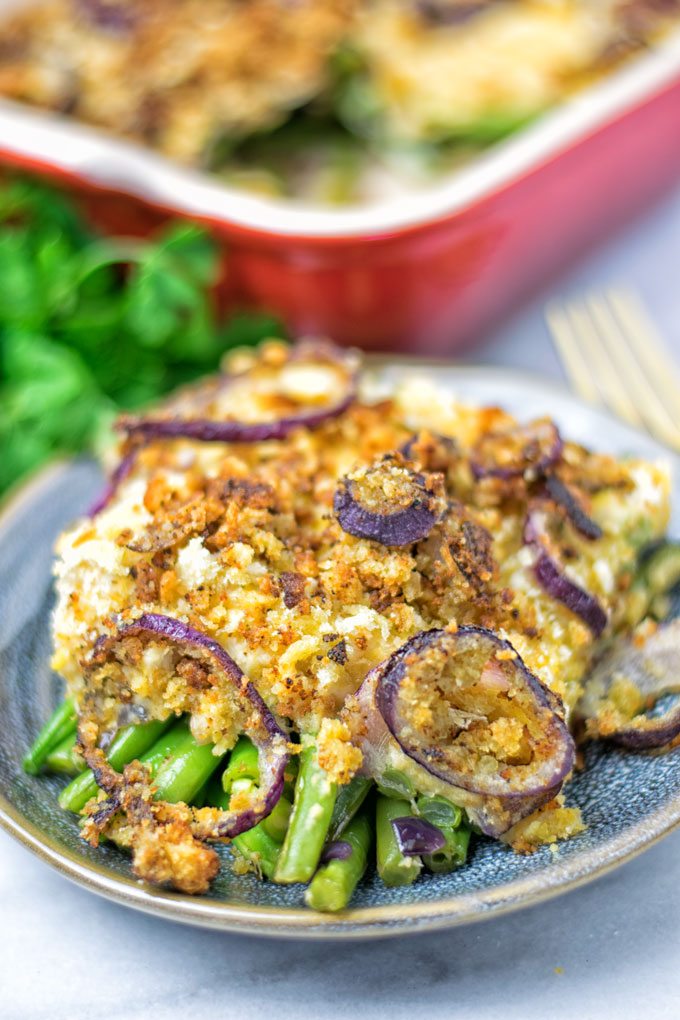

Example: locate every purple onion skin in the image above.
[354,628,575,837]
[87,450,138,517]
[334,476,438,547]
[118,391,356,445]
[533,552,608,638]
[524,508,608,637]
[117,341,358,446]
[91,613,288,837]
[612,715,680,750]
[578,619,680,750]
[545,475,603,541]
[376,627,574,798]
[320,840,354,864]
[399,432,458,467]
[471,421,563,481]
[392,816,446,856]
[76,0,137,33]
[414,1,494,26]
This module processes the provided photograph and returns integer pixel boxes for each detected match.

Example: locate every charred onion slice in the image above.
[471,419,563,480]
[545,475,603,541]
[80,613,288,838]
[399,431,458,473]
[116,340,358,444]
[334,457,444,546]
[353,628,574,837]
[524,507,608,637]
[577,619,680,749]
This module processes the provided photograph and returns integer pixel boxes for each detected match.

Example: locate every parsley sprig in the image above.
[0,177,281,495]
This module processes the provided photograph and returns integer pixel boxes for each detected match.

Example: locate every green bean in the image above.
[375,768,416,802]
[44,733,83,776]
[223,738,293,841]
[221,736,260,793]
[626,541,680,626]
[23,697,76,775]
[376,795,422,887]
[274,742,337,885]
[59,717,178,813]
[423,826,471,874]
[207,777,281,880]
[283,754,299,800]
[328,775,372,842]
[190,781,209,809]
[234,826,282,881]
[643,541,680,596]
[154,736,225,804]
[416,794,463,831]
[305,810,372,913]
[447,108,537,145]
[261,792,292,843]
[227,774,292,843]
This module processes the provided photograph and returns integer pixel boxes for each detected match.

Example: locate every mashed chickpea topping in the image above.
[50,341,670,886]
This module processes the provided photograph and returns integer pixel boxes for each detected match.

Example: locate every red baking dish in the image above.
[0,25,679,353]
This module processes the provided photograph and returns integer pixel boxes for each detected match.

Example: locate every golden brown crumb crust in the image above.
[50,342,670,889]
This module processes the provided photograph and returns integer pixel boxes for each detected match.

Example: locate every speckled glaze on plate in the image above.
[1,363,679,939]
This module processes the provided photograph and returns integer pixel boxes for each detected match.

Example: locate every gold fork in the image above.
[545,288,680,452]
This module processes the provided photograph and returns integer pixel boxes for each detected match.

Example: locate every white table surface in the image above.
[3,184,680,1020]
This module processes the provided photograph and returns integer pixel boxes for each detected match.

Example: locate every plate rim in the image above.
[2,363,680,939]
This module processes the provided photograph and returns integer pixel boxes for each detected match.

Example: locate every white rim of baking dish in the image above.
[0,27,679,239]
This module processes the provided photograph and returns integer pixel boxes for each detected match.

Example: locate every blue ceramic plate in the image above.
[1,363,679,939]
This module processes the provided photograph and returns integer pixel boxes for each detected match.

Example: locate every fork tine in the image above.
[562,299,644,430]
[545,302,602,407]
[587,291,680,450]
[607,288,680,424]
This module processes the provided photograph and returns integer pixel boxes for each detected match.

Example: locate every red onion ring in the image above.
[82,613,289,837]
[577,619,680,749]
[116,341,359,445]
[545,475,603,541]
[334,459,443,547]
[471,420,563,481]
[352,627,574,837]
[524,507,608,637]
[399,431,458,471]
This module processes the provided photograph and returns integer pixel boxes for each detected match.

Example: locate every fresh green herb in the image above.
[0,176,283,496]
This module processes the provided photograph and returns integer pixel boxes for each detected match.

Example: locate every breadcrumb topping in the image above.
[51,342,670,854]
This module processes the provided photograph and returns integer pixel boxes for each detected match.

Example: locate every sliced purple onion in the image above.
[83,613,288,838]
[471,420,563,481]
[524,507,608,637]
[334,458,443,547]
[545,475,603,541]
[76,0,137,33]
[414,0,495,25]
[352,628,574,837]
[320,840,354,864]
[117,341,358,445]
[87,450,138,517]
[399,431,458,472]
[577,619,680,749]
[392,816,446,856]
